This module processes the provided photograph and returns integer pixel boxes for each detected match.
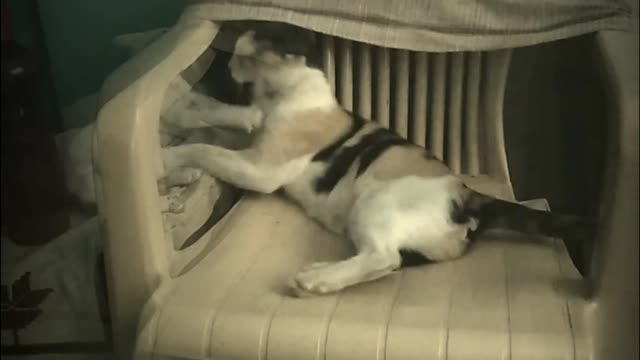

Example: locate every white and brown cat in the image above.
[162,21,590,297]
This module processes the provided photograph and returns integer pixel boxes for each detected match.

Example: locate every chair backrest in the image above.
[588,25,639,360]
[317,34,513,181]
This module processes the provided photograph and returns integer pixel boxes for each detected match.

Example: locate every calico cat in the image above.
[161,21,590,297]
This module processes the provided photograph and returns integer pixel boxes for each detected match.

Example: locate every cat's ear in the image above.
[234,31,258,57]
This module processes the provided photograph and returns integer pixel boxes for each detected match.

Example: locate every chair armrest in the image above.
[589,7,638,360]
[93,18,219,358]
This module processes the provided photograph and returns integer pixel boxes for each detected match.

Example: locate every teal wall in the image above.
[5,0,185,108]
[38,0,185,106]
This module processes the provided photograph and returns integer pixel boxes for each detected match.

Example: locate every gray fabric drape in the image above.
[182,0,631,51]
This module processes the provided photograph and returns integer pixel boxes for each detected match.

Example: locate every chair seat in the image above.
[137,178,586,360]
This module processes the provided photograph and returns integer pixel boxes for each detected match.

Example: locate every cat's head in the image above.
[214,21,319,84]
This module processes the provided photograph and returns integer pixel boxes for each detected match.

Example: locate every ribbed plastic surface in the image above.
[321,35,512,179]
[140,194,585,360]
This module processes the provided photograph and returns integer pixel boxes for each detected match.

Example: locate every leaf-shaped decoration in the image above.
[0,285,9,309]
[10,272,53,309]
[11,273,31,302]
[0,272,53,333]
[1,308,42,330]
[14,288,53,308]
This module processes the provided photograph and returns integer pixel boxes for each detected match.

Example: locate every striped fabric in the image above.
[182,0,631,52]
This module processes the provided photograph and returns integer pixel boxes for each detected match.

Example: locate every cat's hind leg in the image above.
[289,250,401,297]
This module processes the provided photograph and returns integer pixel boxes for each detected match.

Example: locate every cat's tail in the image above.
[458,187,594,244]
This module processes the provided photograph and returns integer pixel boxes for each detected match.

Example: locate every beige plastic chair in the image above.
[93,13,638,360]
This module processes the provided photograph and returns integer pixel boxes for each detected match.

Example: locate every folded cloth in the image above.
[182,0,631,51]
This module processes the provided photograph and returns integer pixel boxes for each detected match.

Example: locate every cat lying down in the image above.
[161,21,592,297]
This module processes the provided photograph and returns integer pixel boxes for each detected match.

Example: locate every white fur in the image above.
[288,175,475,296]
[161,29,476,297]
[163,36,338,193]
[161,90,262,132]
[230,33,337,115]
[253,65,337,115]
[164,143,312,193]
[348,176,473,259]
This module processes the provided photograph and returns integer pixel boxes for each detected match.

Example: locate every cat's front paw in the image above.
[288,262,340,297]
[241,107,263,133]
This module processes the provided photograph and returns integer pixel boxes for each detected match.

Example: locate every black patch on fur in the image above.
[312,112,366,162]
[449,199,472,224]
[251,22,317,62]
[474,199,539,233]
[399,249,432,267]
[314,128,408,193]
[464,191,590,243]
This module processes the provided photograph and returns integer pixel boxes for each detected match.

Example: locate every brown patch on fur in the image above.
[365,141,451,180]
[252,108,353,165]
